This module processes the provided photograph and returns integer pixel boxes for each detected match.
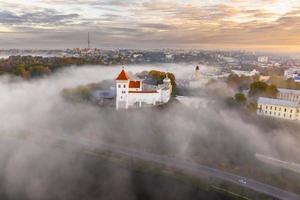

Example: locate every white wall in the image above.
[257,103,299,120]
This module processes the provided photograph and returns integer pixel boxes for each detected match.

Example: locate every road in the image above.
[1,135,300,200]
[75,138,300,200]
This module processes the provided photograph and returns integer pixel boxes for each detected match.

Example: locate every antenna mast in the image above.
[88,32,91,49]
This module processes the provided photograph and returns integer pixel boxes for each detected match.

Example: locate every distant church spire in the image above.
[195,65,200,80]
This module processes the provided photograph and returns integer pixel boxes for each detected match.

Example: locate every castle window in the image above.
[270,106,272,110]
[123,84,126,88]
[284,108,287,112]
[290,109,293,113]
[118,84,121,88]
[275,107,277,110]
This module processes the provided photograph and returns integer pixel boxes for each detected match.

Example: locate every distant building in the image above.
[258,56,268,63]
[115,69,172,109]
[165,54,174,61]
[257,97,300,120]
[259,75,270,82]
[284,67,300,82]
[231,69,259,77]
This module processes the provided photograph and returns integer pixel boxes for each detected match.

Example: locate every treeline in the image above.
[225,74,279,111]
[0,55,128,79]
[148,70,176,94]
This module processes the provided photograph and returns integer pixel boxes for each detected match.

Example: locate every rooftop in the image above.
[116,69,129,80]
[129,80,140,88]
[258,97,299,107]
[278,88,300,95]
[128,91,157,93]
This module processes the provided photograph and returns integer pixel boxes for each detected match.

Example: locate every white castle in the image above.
[115,69,172,109]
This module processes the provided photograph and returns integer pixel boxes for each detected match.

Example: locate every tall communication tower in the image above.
[88,32,91,49]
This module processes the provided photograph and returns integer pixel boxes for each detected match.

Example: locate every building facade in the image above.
[277,88,300,102]
[257,97,300,120]
[115,69,172,109]
[258,56,268,63]
[231,69,259,77]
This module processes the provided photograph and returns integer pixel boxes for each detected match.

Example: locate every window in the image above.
[279,107,281,111]
[284,108,287,112]
[290,115,292,118]
[123,84,126,88]
[270,106,272,110]
[118,84,121,88]
[290,109,293,113]
[269,111,272,115]
[297,110,299,113]
[275,107,277,111]
[266,106,268,109]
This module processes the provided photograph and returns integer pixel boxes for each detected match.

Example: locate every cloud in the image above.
[0,0,300,51]
[0,9,79,30]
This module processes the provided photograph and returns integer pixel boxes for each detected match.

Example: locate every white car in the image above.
[238,179,247,184]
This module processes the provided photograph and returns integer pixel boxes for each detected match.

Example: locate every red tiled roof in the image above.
[129,81,140,88]
[129,91,157,93]
[116,69,129,80]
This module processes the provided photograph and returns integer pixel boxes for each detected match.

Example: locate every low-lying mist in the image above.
[1,64,300,199]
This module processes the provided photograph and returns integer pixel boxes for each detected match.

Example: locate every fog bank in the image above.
[0,64,300,199]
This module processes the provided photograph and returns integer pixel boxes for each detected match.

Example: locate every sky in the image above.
[0,0,300,52]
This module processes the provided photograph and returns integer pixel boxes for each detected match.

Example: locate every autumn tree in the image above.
[248,81,278,98]
[234,93,247,105]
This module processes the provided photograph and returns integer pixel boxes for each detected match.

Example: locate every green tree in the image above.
[248,81,268,97]
[29,65,51,78]
[234,93,247,104]
[248,81,278,98]
[266,84,278,98]
[12,64,26,77]
[148,70,176,93]
[77,85,90,100]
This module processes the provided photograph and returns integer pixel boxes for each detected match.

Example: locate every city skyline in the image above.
[1,0,300,52]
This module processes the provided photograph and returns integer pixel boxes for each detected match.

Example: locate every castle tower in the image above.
[116,68,130,109]
[162,73,172,103]
[163,73,171,89]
